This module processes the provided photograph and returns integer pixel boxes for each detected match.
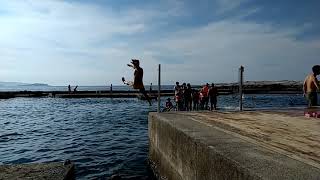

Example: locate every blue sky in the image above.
[0,0,319,85]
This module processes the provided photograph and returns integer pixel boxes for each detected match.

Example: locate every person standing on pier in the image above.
[174,82,182,110]
[200,83,209,110]
[303,65,320,107]
[122,59,152,106]
[174,82,180,95]
[192,89,200,111]
[68,85,71,94]
[208,83,218,110]
[181,83,187,110]
[184,83,192,111]
[73,86,78,93]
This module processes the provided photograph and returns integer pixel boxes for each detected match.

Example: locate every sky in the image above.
[0,0,319,86]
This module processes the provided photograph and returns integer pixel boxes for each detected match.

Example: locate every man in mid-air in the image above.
[303,65,320,107]
[122,59,152,106]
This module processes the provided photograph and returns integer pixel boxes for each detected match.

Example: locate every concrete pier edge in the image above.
[148,112,320,180]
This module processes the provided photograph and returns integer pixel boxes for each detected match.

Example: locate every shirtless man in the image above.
[122,59,152,106]
[303,65,320,107]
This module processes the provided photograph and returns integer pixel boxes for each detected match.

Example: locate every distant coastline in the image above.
[20,83,50,87]
[0,80,303,87]
[0,80,304,93]
[0,82,50,87]
[0,80,305,100]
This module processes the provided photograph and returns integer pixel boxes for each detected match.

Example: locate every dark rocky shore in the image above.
[216,80,303,94]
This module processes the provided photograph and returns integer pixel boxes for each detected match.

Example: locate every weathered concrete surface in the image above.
[148,110,320,180]
[0,162,75,180]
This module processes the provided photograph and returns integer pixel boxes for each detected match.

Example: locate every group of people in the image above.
[121,58,220,111]
[164,82,218,111]
[68,85,78,93]
[123,59,319,110]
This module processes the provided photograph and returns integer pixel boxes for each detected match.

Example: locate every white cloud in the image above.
[0,0,166,85]
[0,0,319,86]
[146,20,320,84]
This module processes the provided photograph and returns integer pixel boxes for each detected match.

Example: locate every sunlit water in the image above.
[0,94,309,179]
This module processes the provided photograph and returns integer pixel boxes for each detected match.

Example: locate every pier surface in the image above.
[149,110,320,180]
[0,90,175,99]
[0,162,75,180]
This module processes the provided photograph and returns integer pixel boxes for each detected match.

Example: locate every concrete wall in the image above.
[148,113,256,180]
[148,112,320,180]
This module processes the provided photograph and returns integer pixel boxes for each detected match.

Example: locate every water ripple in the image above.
[0,98,156,179]
[0,95,307,179]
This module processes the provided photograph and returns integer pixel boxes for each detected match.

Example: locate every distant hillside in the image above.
[216,80,303,87]
[190,80,303,93]
[0,82,49,87]
[21,83,49,86]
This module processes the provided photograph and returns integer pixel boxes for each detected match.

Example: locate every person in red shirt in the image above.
[166,98,174,110]
[200,83,209,110]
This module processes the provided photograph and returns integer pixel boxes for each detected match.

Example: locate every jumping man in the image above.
[122,59,152,106]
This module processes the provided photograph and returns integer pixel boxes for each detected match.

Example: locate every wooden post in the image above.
[110,84,113,97]
[239,66,244,111]
[157,64,161,113]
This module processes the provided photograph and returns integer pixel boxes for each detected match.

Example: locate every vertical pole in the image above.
[239,66,244,111]
[110,84,113,97]
[157,64,161,113]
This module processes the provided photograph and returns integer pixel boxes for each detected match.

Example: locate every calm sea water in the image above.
[0,94,310,179]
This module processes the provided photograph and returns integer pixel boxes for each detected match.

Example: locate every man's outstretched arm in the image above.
[303,78,307,94]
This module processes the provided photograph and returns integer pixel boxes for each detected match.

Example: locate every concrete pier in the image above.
[148,110,320,180]
[0,162,75,180]
[0,90,175,99]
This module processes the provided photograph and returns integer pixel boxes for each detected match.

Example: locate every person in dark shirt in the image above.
[166,98,174,110]
[68,85,71,94]
[208,83,218,110]
[184,83,192,111]
[181,83,187,110]
[192,89,200,111]
[73,85,78,93]
[161,98,174,112]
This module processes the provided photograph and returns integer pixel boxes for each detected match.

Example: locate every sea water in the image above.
[0,94,308,179]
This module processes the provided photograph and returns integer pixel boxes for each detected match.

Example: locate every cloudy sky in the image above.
[0,0,319,85]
